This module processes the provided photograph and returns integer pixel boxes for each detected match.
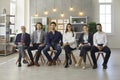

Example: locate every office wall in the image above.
[30,0,94,21]
[92,0,120,48]
[0,0,10,14]
[0,0,120,48]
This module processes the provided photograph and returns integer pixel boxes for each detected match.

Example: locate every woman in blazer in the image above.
[63,23,76,68]
[75,25,93,69]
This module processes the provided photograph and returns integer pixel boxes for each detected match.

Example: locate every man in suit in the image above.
[43,22,63,66]
[91,23,111,69]
[75,25,93,69]
[27,22,46,67]
[15,26,30,67]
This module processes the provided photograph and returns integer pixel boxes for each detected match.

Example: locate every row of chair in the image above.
[16,49,105,67]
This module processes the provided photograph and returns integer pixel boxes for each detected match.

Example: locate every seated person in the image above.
[75,25,93,69]
[43,22,63,66]
[27,22,46,67]
[63,23,76,68]
[15,26,30,67]
[91,23,111,69]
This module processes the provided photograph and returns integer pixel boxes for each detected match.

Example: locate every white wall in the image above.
[92,0,120,48]
[0,0,10,14]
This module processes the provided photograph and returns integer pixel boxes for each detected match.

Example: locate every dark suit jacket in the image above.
[15,33,30,47]
[78,33,93,45]
[46,30,63,47]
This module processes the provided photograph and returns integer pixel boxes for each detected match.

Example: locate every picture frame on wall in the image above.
[58,19,63,24]
[58,25,64,29]
[51,19,57,23]
[64,19,69,23]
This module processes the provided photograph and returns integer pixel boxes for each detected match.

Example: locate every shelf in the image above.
[0,23,6,26]
[0,13,15,56]
[70,16,88,32]
[71,23,87,25]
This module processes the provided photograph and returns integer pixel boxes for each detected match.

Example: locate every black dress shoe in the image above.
[93,65,97,69]
[64,64,69,68]
[103,64,107,69]
[18,63,21,67]
[69,59,72,65]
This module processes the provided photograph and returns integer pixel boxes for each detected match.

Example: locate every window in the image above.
[10,0,16,15]
[10,0,16,33]
[99,0,112,33]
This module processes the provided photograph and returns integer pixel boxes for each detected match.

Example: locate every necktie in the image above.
[21,34,25,42]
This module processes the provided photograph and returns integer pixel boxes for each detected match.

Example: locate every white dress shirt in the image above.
[63,32,76,48]
[36,30,41,43]
[83,34,88,43]
[93,32,107,47]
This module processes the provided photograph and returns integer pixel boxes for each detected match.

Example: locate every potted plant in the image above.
[88,22,97,34]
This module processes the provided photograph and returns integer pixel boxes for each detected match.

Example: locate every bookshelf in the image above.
[0,14,15,56]
[70,16,87,38]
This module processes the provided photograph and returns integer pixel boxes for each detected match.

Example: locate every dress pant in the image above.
[79,45,91,63]
[27,44,45,62]
[43,45,62,62]
[17,45,26,63]
[90,46,111,65]
[64,45,73,65]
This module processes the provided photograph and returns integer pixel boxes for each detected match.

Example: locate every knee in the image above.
[43,47,48,53]
[104,46,111,54]
[57,47,62,52]
[27,47,30,51]
[37,47,42,51]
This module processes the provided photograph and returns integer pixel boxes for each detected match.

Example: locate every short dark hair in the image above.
[96,23,102,26]
[35,22,43,30]
[83,24,89,28]
[50,22,56,26]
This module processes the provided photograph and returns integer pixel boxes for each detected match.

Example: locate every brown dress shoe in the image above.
[27,62,34,67]
[34,62,40,67]
[52,60,56,65]
[48,61,52,66]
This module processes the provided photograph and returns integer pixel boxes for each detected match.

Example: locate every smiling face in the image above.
[67,24,72,31]
[50,22,56,31]
[36,24,42,30]
[21,26,26,33]
[96,24,102,32]
[83,25,88,33]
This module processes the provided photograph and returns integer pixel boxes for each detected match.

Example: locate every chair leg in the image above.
[77,57,82,66]
[56,58,61,65]
[96,53,100,60]
[33,51,37,61]
[24,51,30,63]
[40,54,46,64]
[86,53,92,66]
[63,59,66,65]
[101,53,105,60]
[71,52,77,64]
